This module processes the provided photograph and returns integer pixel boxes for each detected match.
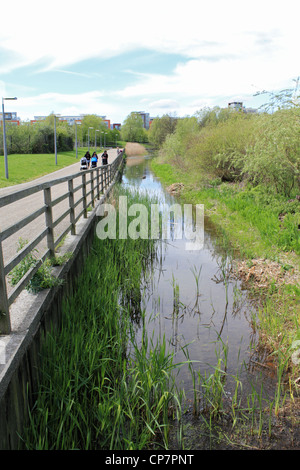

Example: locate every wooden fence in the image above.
[0,152,124,334]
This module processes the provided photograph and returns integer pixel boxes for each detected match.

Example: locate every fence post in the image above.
[100,167,104,194]
[0,237,11,334]
[90,171,95,208]
[82,173,87,218]
[96,168,100,200]
[68,179,76,235]
[44,187,55,258]
[105,167,108,189]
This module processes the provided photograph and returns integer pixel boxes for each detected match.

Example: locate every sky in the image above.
[0,0,299,125]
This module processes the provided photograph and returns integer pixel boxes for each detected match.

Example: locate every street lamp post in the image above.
[95,129,100,152]
[52,114,61,165]
[2,97,17,179]
[75,121,81,159]
[54,115,57,165]
[100,131,104,150]
[104,132,107,149]
[88,127,93,152]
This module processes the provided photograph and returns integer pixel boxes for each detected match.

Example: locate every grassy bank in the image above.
[21,185,182,450]
[0,147,110,188]
[150,158,300,383]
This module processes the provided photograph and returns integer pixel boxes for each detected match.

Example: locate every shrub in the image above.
[242,108,300,196]
[1,120,74,155]
[158,117,199,169]
[158,106,300,195]
[184,113,257,181]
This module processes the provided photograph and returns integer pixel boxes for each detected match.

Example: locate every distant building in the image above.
[228,102,257,114]
[133,111,150,129]
[33,114,109,126]
[244,107,258,114]
[13,113,120,130]
[0,111,20,126]
[228,101,244,111]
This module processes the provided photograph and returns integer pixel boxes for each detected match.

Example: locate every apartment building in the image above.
[133,111,150,129]
[0,111,21,126]
[32,114,111,129]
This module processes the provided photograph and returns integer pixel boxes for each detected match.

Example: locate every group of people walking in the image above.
[80,147,122,171]
[82,150,109,169]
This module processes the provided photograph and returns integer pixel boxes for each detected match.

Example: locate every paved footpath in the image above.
[0,148,120,288]
[0,148,119,198]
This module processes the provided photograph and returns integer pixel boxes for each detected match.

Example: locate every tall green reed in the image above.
[21,184,183,450]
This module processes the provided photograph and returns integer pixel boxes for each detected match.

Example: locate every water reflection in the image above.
[122,155,268,398]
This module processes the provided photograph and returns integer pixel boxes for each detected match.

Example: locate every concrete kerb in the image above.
[0,156,125,449]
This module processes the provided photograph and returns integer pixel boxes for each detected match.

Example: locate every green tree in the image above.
[1,113,75,155]
[158,116,198,168]
[110,128,121,147]
[31,123,54,153]
[19,122,35,154]
[80,115,106,145]
[148,114,178,148]
[121,113,147,142]
[195,106,232,128]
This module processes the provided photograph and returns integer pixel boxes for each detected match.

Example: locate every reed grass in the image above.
[125,143,147,157]
[21,184,183,450]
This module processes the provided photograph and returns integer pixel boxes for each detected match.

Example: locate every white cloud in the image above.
[1,0,298,72]
[15,91,106,119]
[1,0,299,123]
[149,99,179,109]
[0,81,7,97]
[114,49,299,109]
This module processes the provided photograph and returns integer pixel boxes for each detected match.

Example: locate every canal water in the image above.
[122,154,274,403]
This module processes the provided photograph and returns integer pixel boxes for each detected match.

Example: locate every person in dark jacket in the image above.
[85,151,91,168]
[101,150,108,165]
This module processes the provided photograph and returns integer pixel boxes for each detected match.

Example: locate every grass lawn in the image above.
[0,148,93,188]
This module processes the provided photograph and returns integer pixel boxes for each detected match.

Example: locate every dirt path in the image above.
[0,148,119,291]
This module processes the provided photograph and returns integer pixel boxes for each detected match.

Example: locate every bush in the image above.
[1,119,74,155]
[211,114,257,181]
[242,108,300,196]
[160,112,257,182]
[158,106,300,195]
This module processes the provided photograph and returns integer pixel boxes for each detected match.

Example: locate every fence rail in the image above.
[0,151,124,334]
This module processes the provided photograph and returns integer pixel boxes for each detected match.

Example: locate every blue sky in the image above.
[0,0,299,125]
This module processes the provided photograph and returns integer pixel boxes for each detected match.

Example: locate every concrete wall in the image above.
[0,158,125,449]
